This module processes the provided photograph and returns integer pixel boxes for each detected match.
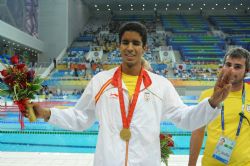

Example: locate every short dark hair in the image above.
[118,22,147,47]
[223,47,250,72]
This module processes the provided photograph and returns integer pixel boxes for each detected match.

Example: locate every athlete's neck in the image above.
[231,82,244,92]
[121,64,142,76]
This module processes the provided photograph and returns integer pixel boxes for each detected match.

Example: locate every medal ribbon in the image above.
[117,66,144,129]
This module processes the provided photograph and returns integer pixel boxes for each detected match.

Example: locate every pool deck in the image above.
[0,152,202,166]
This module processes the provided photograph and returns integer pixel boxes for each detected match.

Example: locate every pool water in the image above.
[0,99,206,155]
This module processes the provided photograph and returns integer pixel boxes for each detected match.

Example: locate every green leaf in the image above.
[16,89,28,99]
[13,85,19,100]
[33,77,44,84]
[27,93,35,99]
[29,84,42,91]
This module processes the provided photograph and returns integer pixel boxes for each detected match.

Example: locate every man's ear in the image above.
[143,45,148,51]
[244,68,249,76]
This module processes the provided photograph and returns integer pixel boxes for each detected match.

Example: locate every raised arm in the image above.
[161,68,232,131]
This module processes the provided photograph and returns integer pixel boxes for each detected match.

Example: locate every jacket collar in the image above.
[111,65,152,89]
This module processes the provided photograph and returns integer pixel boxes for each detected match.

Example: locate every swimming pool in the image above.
[0,99,206,155]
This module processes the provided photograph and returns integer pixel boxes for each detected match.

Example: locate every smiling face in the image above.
[223,56,246,86]
[119,31,147,75]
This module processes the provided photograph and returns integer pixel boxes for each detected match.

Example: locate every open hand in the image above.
[209,68,233,108]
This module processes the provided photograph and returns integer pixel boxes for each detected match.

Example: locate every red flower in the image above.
[10,55,19,64]
[16,64,25,70]
[160,133,165,140]
[27,70,35,82]
[167,140,174,147]
[160,133,174,165]
[3,75,14,85]
[20,81,27,88]
[0,69,8,77]
[167,134,172,138]
[0,54,43,130]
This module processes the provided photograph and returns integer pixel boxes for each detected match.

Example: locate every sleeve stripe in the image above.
[95,78,112,104]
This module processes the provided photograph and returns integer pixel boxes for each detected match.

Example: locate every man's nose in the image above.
[127,42,134,50]
[229,66,236,71]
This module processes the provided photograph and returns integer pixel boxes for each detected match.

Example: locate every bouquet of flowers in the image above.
[0,55,43,129]
[160,133,174,166]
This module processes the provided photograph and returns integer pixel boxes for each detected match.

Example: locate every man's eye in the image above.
[121,40,142,46]
[121,41,129,45]
[132,41,141,46]
[234,65,242,69]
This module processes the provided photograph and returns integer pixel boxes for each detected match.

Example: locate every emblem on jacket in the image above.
[110,93,119,99]
[144,92,150,101]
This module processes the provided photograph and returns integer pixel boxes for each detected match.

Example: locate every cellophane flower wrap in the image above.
[160,133,174,166]
[0,55,43,129]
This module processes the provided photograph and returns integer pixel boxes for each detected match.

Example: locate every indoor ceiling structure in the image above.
[0,36,39,55]
[82,0,250,12]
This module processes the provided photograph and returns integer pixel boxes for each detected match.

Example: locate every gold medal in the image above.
[120,128,131,141]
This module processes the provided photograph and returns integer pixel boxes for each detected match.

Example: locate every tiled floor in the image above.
[0,152,202,166]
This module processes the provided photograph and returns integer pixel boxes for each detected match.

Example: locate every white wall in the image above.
[38,0,68,62]
[68,0,90,44]
[38,0,90,63]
